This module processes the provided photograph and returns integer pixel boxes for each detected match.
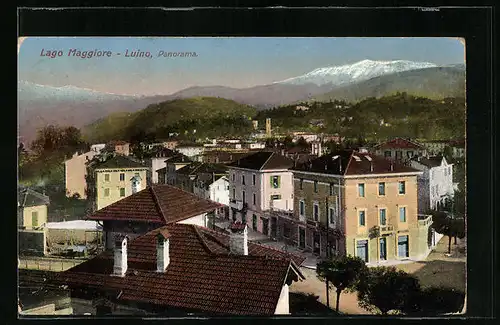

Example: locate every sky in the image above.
[18,37,465,96]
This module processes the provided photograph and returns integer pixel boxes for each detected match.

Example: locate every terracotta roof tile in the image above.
[373,137,425,150]
[228,152,293,171]
[88,185,223,224]
[54,224,304,315]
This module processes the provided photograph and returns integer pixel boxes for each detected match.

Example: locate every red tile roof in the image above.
[373,137,425,150]
[54,224,304,315]
[87,185,223,224]
[292,150,421,176]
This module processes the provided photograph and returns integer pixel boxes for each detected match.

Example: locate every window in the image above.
[120,173,125,181]
[242,175,246,185]
[271,194,281,200]
[359,210,366,226]
[399,207,407,222]
[271,176,281,189]
[398,181,406,194]
[313,203,319,221]
[379,208,387,225]
[398,235,409,258]
[313,181,318,193]
[226,186,229,190]
[329,207,335,225]
[329,183,335,196]
[252,214,258,230]
[378,182,386,196]
[299,179,303,190]
[358,183,365,197]
[242,191,246,203]
[233,188,236,199]
[253,193,256,205]
[135,172,140,177]
[396,151,403,159]
[299,200,305,216]
[104,174,110,181]
[384,151,392,158]
[120,188,126,197]
[407,151,414,158]
[252,174,256,185]
[104,188,110,197]
[232,173,235,181]
[31,211,38,227]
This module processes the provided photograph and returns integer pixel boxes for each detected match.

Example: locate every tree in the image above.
[356,266,421,315]
[316,255,368,312]
[296,137,308,149]
[431,210,466,254]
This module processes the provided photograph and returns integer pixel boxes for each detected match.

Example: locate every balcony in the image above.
[229,199,247,211]
[418,214,433,227]
[379,224,395,233]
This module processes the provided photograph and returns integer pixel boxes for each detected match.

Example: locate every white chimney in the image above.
[113,235,128,277]
[229,222,248,256]
[156,229,170,272]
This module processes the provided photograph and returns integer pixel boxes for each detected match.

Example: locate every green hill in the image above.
[312,66,465,103]
[83,97,258,143]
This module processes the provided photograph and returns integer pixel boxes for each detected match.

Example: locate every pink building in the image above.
[64,150,99,199]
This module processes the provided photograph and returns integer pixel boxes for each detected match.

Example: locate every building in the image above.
[410,156,454,212]
[87,155,150,211]
[53,222,305,316]
[18,188,50,256]
[290,150,433,263]
[311,141,323,157]
[449,139,465,159]
[18,188,50,230]
[90,144,106,153]
[106,141,130,156]
[175,144,205,158]
[148,148,178,184]
[199,150,252,164]
[86,184,224,249]
[372,137,427,162]
[175,162,203,192]
[246,142,266,150]
[162,154,192,185]
[252,120,259,130]
[64,150,99,199]
[226,151,294,238]
[266,118,272,137]
[292,132,319,143]
[419,140,450,156]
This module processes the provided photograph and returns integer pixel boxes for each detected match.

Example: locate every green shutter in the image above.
[270,176,273,187]
[277,176,281,188]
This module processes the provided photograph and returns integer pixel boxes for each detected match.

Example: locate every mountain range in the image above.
[18,60,465,144]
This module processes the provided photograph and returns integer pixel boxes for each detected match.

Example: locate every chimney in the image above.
[113,235,128,277]
[229,222,248,255]
[156,229,170,272]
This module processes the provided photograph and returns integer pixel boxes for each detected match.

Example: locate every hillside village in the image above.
[18,50,467,318]
[18,110,466,316]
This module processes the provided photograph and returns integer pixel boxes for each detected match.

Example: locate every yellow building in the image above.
[290,150,433,264]
[87,155,150,211]
[18,188,50,229]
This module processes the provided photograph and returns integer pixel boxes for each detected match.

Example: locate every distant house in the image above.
[175,162,204,192]
[90,144,106,154]
[175,144,204,158]
[147,148,178,184]
[419,140,450,156]
[410,155,454,212]
[18,188,50,230]
[18,189,50,256]
[53,222,305,316]
[87,155,150,211]
[372,137,427,162]
[106,141,130,156]
[227,151,294,238]
[164,154,192,185]
[199,150,252,164]
[64,150,99,199]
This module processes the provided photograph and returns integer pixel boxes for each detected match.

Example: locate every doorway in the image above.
[298,227,306,249]
[313,232,321,254]
[357,240,369,262]
[379,237,387,260]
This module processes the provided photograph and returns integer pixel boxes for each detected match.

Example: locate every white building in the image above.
[176,145,205,158]
[410,156,454,212]
[148,148,178,184]
[90,144,106,153]
[226,152,294,238]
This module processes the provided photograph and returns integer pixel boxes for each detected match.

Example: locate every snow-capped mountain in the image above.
[18,80,140,103]
[276,59,439,87]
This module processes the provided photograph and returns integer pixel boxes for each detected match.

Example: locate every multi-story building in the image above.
[410,155,454,212]
[372,137,427,163]
[162,154,191,186]
[106,141,130,156]
[175,144,205,158]
[290,150,433,264]
[87,155,150,211]
[18,188,50,230]
[226,151,294,238]
[148,148,178,184]
[64,150,99,199]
